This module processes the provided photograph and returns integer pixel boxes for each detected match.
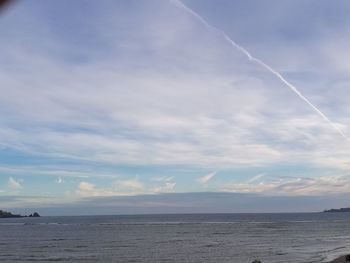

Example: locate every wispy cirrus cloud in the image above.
[151,176,174,182]
[55,177,64,184]
[247,173,266,183]
[223,174,350,196]
[1,0,349,171]
[8,177,22,190]
[198,171,217,184]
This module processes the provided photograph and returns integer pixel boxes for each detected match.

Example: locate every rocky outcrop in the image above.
[29,212,40,217]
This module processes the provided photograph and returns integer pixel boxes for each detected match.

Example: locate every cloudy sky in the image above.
[1,0,350,215]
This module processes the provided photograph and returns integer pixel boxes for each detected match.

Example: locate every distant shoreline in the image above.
[324,208,350,213]
[0,210,40,218]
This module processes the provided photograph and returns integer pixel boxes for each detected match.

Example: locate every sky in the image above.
[1,0,350,215]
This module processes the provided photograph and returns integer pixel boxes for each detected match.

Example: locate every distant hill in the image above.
[0,210,22,218]
[324,208,350,213]
[0,210,40,218]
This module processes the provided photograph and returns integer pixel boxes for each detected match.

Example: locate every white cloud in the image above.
[55,177,64,184]
[77,181,95,191]
[151,176,176,193]
[76,182,114,197]
[8,177,22,189]
[75,176,177,197]
[115,178,144,190]
[152,182,176,193]
[198,171,217,184]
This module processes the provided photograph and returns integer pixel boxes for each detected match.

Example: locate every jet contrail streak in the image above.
[170,0,348,141]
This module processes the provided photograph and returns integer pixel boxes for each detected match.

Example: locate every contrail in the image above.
[170,0,348,141]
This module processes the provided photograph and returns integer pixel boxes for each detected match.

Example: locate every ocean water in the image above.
[1,213,350,262]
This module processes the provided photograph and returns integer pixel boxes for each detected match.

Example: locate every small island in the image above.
[324,207,350,213]
[0,210,40,218]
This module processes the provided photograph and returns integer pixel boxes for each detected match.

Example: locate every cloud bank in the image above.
[1,0,350,210]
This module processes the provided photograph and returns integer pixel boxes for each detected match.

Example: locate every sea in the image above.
[1,213,350,263]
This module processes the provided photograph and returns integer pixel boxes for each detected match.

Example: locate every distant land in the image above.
[0,210,40,218]
[324,208,350,213]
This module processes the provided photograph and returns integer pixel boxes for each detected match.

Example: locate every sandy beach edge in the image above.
[328,255,349,263]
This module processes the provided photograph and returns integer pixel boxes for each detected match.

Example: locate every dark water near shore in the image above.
[1,213,350,262]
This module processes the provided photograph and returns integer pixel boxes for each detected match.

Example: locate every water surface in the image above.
[1,213,350,262]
